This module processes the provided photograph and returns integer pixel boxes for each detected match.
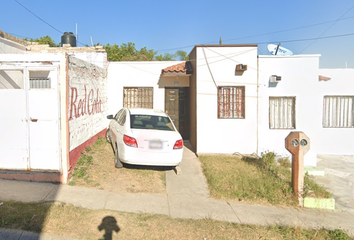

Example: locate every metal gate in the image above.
[0,67,60,171]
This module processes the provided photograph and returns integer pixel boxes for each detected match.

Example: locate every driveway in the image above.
[314,155,354,213]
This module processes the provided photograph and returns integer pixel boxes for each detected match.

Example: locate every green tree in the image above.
[24,35,59,47]
[104,42,156,61]
[154,53,175,61]
[174,50,189,61]
[155,50,189,61]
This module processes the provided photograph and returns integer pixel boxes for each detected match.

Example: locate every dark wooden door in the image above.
[165,87,190,140]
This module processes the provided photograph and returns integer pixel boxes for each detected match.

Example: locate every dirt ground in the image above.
[69,138,167,194]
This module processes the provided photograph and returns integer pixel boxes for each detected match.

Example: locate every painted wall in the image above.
[192,46,258,154]
[258,55,322,166]
[107,61,185,119]
[67,56,107,167]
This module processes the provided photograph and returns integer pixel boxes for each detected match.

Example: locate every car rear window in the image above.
[130,115,174,131]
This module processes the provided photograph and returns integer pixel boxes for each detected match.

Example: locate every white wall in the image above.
[68,56,107,151]
[194,46,258,154]
[69,51,108,69]
[107,61,184,121]
[316,68,354,155]
[258,55,321,166]
[0,38,26,54]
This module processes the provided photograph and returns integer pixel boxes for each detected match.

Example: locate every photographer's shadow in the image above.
[98,216,120,240]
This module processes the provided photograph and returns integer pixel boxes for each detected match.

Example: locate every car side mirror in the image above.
[107,114,113,119]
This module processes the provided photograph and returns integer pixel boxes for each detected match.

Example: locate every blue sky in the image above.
[1,0,354,68]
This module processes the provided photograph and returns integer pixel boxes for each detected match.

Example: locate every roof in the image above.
[161,61,193,75]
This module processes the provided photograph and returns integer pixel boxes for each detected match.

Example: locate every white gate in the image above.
[0,67,60,171]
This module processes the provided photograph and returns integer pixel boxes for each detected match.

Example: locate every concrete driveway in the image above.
[314,155,354,213]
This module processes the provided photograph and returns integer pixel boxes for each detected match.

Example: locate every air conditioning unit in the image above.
[269,75,281,83]
[236,64,247,72]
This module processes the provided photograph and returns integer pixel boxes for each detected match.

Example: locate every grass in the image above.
[68,137,166,194]
[199,152,331,206]
[0,200,352,240]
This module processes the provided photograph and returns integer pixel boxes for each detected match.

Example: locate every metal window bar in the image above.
[30,78,51,89]
[323,96,354,128]
[269,97,295,129]
[218,86,245,119]
[123,87,153,109]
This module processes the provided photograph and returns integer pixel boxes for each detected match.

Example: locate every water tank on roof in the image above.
[61,32,76,47]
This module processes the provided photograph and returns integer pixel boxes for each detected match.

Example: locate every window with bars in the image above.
[269,97,295,129]
[323,96,354,128]
[30,77,51,89]
[218,86,245,119]
[123,87,153,109]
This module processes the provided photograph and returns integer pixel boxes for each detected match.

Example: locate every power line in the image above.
[156,15,354,52]
[13,0,89,46]
[299,3,354,53]
[14,0,63,34]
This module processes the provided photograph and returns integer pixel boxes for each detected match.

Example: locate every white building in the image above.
[0,31,108,183]
[107,45,354,166]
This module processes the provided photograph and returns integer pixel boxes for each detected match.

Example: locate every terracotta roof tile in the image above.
[162,61,193,74]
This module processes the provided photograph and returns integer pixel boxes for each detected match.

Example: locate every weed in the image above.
[69,151,94,184]
[200,152,331,206]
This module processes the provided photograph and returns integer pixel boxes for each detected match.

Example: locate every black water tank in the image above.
[61,32,76,47]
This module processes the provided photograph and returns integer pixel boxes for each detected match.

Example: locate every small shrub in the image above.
[278,158,291,168]
[328,229,352,240]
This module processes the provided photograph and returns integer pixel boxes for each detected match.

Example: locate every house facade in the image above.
[107,45,354,166]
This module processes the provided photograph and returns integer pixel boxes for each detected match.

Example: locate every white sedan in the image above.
[106,108,183,168]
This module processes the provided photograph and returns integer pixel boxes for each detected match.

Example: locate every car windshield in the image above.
[130,114,174,131]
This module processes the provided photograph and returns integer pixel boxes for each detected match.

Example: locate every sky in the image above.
[1,0,354,68]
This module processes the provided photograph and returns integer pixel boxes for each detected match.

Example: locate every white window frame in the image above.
[323,96,354,128]
[269,97,296,129]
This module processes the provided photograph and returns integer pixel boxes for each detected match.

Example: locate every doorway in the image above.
[165,87,190,140]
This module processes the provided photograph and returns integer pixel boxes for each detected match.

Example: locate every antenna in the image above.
[275,43,281,55]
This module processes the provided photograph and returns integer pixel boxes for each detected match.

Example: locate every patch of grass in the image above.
[199,152,331,206]
[68,136,166,194]
[0,200,351,240]
[304,173,331,198]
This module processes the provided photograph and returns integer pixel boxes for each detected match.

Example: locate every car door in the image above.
[109,109,123,146]
[115,110,127,158]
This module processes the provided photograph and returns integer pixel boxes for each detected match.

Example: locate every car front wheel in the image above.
[114,146,123,168]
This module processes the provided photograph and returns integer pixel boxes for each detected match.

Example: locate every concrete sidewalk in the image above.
[1,145,354,239]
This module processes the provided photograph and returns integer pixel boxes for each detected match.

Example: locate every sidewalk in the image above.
[1,145,354,239]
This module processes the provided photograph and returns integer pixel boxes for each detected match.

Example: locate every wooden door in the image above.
[165,87,190,140]
[165,88,179,130]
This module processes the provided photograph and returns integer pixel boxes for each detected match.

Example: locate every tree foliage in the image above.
[104,42,156,61]
[155,50,189,61]
[24,35,59,47]
[23,35,189,62]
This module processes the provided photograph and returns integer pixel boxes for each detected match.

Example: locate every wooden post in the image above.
[285,132,310,205]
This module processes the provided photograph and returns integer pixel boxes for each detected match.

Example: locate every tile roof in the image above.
[162,61,193,74]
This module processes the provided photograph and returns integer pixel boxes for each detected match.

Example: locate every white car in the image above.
[106,108,183,168]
